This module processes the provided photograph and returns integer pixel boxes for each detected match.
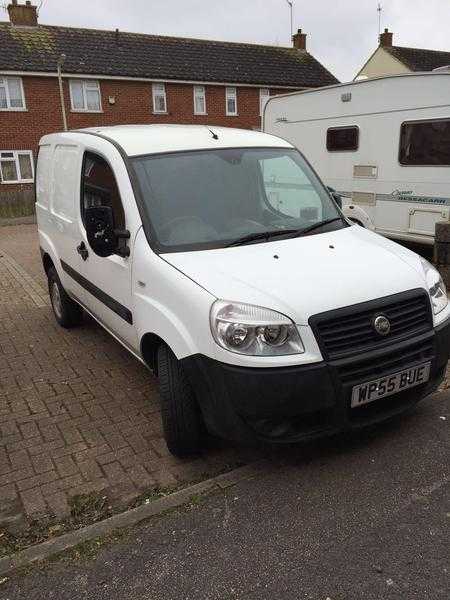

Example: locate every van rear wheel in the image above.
[157,344,204,457]
[47,266,83,328]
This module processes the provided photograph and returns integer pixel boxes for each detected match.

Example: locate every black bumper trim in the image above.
[182,318,450,444]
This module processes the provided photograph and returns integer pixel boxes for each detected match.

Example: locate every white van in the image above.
[263,72,450,245]
[36,125,450,456]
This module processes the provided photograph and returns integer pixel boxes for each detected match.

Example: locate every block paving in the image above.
[0,225,253,531]
[0,224,448,533]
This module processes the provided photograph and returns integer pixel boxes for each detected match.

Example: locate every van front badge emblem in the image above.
[373,314,391,337]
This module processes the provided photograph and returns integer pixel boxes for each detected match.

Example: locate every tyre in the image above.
[47,266,83,328]
[157,344,204,457]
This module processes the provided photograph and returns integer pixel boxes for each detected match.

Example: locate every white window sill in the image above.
[0,180,34,185]
[70,109,103,114]
[153,111,168,115]
[0,108,27,112]
[226,113,239,117]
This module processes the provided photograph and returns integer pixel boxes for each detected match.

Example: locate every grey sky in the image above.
[31,0,450,81]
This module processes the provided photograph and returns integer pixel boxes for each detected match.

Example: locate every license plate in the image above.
[351,362,431,408]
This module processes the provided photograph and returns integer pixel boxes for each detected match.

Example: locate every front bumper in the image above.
[182,317,450,444]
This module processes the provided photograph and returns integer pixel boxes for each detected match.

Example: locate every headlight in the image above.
[420,258,448,315]
[210,300,304,356]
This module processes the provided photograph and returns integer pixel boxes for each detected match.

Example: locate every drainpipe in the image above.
[57,54,68,131]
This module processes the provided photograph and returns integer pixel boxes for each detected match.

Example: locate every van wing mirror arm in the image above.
[114,229,131,240]
[114,229,131,258]
[115,246,130,258]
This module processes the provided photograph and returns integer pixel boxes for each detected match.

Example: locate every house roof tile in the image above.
[386,45,450,72]
[0,23,339,87]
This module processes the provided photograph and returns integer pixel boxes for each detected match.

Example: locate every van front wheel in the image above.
[47,266,83,328]
[157,344,204,457]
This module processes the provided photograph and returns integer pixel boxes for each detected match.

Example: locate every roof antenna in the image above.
[377,3,382,37]
[208,128,219,140]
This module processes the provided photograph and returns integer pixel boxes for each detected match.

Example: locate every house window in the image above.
[326,127,359,151]
[193,85,206,115]
[152,83,167,113]
[399,118,450,166]
[0,151,34,183]
[0,76,25,110]
[260,88,270,116]
[226,87,237,116]
[69,79,102,112]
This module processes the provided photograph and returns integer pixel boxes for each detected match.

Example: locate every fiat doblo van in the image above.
[36,125,450,456]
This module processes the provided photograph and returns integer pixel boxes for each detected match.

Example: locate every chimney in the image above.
[379,28,393,47]
[7,1,38,27]
[292,28,307,51]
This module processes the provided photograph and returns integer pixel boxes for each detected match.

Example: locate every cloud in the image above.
[37,0,449,82]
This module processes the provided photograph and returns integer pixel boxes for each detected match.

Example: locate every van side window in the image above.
[399,119,450,166]
[81,152,125,229]
[326,127,359,152]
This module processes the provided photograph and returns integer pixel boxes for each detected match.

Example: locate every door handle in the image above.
[76,241,89,261]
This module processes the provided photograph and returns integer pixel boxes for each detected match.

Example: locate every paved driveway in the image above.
[0,225,448,535]
[0,225,251,529]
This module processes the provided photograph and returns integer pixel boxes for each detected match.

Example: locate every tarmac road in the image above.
[2,389,449,600]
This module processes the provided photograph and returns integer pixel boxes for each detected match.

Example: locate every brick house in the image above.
[0,1,338,215]
[355,28,450,80]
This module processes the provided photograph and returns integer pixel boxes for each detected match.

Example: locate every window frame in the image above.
[225,86,238,116]
[193,85,207,115]
[0,150,34,184]
[130,146,343,254]
[80,150,126,233]
[152,83,168,114]
[398,117,450,167]
[259,88,270,117]
[0,76,26,111]
[326,126,359,152]
[69,79,102,113]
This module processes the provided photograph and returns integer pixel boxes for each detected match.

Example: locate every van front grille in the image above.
[309,289,433,360]
[335,336,434,387]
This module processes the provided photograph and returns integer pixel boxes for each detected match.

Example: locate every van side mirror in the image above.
[327,186,343,209]
[84,205,123,258]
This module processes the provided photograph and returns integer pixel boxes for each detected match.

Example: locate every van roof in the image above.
[60,124,293,157]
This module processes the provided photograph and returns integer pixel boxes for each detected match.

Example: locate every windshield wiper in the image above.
[295,217,346,237]
[226,228,300,247]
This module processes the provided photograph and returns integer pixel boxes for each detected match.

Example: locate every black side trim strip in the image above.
[60,260,133,325]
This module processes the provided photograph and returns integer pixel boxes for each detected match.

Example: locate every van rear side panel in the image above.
[35,144,52,211]
[36,136,83,294]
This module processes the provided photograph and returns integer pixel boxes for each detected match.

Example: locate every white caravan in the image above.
[36,125,449,456]
[263,72,450,245]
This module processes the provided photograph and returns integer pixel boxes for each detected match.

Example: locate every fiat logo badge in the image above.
[373,314,391,337]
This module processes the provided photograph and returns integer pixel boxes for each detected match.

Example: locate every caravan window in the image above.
[326,127,359,152]
[399,119,450,166]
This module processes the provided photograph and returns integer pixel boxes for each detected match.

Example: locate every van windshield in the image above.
[132,147,344,252]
